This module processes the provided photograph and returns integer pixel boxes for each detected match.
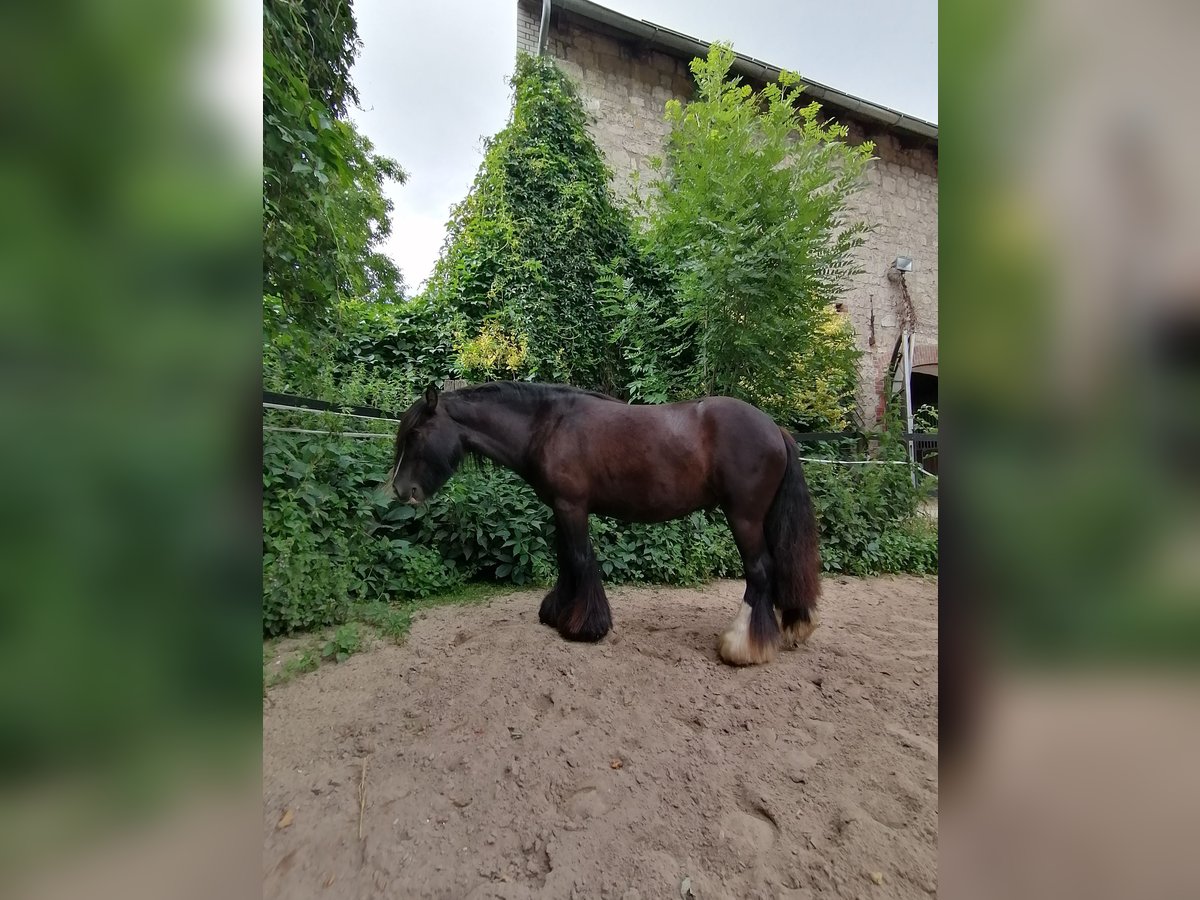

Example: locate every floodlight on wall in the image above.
[892,256,914,273]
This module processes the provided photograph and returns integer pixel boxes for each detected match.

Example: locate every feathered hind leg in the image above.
[718,514,781,666]
[767,430,822,649]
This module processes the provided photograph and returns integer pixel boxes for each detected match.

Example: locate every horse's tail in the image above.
[765,428,822,646]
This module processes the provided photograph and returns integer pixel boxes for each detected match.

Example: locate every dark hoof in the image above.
[558,622,611,643]
[538,590,561,628]
[558,608,612,643]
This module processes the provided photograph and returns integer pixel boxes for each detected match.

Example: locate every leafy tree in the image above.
[424,54,658,393]
[325,128,407,306]
[641,43,872,427]
[263,0,406,324]
[596,268,692,404]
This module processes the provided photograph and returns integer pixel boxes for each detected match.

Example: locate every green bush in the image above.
[262,430,464,636]
[878,520,939,575]
[803,441,936,576]
[264,293,455,415]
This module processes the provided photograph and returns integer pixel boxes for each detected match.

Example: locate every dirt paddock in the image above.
[263,576,938,899]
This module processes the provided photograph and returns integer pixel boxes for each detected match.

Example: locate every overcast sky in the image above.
[349,0,937,293]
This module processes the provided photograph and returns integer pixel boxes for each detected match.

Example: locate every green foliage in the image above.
[349,600,412,642]
[261,430,464,636]
[802,426,937,576]
[264,649,319,690]
[264,293,454,412]
[591,514,742,584]
[878,519,939,575]
[641,44,872,428]
[320,623,362,663]
[759,306,861,431]
[596,268,692,404]
[424,54,662,393]
[403,468,556,585]
[263,0,407,324]
[455,322,530,382]
[913,402,939,432]
[349,583,505,643]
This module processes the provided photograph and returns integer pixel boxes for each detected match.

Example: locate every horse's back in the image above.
[540,394,786,521]
[568,394,783,465]
[571,393,775,447]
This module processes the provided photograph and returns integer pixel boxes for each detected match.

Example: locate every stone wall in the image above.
[516,1,937,425]
[840,125,939,423]
[519,2,694,199]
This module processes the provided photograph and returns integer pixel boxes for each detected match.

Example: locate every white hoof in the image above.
[718,604,777,666]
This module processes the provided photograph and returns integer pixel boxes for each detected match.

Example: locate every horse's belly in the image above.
[590,494,713,523]
[589,498,713,523]
[587,463,716,522]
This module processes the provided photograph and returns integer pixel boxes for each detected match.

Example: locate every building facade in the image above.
[517,0,938,426]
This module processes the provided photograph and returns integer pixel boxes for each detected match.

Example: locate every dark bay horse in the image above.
[387,382,821,665]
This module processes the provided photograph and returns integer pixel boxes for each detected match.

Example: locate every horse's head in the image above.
[388,384,463,504]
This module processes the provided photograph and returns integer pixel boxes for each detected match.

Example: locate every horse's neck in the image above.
[446,397,534,474]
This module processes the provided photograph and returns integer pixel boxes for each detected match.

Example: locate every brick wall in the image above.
[516,1,540,56]
[515,1,938,425]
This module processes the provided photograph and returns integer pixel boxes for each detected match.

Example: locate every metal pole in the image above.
[538,0,551,56]
[901,328,916,487]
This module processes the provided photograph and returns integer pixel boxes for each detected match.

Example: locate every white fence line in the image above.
[262,402,402,425]
[263,426,391,439]
[797,456,938,478]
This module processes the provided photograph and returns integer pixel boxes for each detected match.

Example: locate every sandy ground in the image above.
[263,576,938,899]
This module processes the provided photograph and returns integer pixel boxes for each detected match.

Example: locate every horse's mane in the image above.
[390,400,428,471]
[449,382,620,405]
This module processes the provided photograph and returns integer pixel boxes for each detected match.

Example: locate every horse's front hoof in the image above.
[559,624,610,643]
[558,609,612,643]
[538,590,561,628]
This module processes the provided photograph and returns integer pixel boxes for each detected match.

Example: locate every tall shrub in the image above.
[424,54,658,393]
[642,44,872,428]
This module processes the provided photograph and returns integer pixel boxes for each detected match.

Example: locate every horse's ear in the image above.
[424,383,439,411]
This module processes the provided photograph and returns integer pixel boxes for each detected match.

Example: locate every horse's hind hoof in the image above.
[780,612,819,649]
[718,632,778,666]
[718,603,779,665]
